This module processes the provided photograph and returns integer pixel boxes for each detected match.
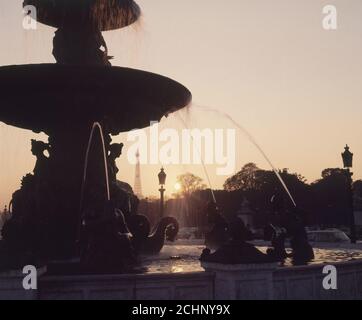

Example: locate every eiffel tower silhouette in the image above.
[134,149,143,198]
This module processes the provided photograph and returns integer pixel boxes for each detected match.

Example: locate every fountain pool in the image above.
[140,242,362,274]
[18,243,361,300]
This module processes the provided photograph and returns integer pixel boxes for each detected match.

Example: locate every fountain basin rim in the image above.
[203,256,362,272]
[274,257,362,272]
[0,64,192,135]
[201,261,279,272]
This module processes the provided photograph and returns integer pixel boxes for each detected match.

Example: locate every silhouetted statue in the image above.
[4,139,52,252]
[266,224,288,263]
[201,217,272,264]
[53,28,112,66]
[267,193,314,265]
[81,201,136,273]
[31,139,50,178]
[204,202,229,250]
[108,143,124,181]
[128,215,179,254]
[111,182,179,255]
[288,210,315,265]
[0,174,38,269]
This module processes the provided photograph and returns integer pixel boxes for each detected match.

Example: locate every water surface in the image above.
[139,244,362,274]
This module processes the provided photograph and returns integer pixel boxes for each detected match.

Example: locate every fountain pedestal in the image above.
[201,262,278,300]
[0,267,46,300]
[0,0,191,272]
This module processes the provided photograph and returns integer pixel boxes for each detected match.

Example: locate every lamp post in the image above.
[341,145,356,244]
[158,167,166,219]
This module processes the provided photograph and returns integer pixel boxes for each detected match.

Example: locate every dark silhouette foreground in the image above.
[0,0,190,274]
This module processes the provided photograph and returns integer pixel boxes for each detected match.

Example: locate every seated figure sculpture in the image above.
[288,210,315,265]
[266,223,288,263]
[201,217,272,264]
[108,142,124,182]
[31,139,50,178]
[53,28,113,66]
[267,193,314,265]
[1,139,52,269]
[204,202,229,250]
[265,195,289,262]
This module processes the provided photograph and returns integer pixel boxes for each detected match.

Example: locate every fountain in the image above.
[0,0,190,272]
[1,1,362,301]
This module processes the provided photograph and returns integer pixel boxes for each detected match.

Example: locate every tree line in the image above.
[140,163,362,230]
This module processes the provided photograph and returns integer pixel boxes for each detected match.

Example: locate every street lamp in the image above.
[341,145,356,244]
[158,167,166,219]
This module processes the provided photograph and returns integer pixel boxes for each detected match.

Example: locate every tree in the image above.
[311,168,350,226]
[353,180,362,197]
[175,173,207,227]
[176,173,207,198]
[321,168,345,179]
[223,163,260,191]
[224,164,307,198]
[0,207,8,240]
[353,180,362,211]
[223,163,313,226]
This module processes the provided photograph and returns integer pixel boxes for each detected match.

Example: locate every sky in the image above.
[1,0,362,209]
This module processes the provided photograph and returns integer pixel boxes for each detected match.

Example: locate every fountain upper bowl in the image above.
[0,64,192,134]
[23,0,141,31]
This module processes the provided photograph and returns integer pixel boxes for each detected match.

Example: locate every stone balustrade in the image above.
[1,260,362,300]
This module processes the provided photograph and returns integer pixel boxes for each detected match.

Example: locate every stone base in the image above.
[0,267,46,300]
[201,262,278,300]
[39,272,214,300]
[2,260,362,300]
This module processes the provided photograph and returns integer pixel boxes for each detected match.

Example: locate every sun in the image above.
[174,183,182,192]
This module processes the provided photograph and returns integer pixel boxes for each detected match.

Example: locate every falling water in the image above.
[80,122,111,208]
[179,104,297,208]
[77,122,111,243]
[175,110,217,204]
[84,122,110,200]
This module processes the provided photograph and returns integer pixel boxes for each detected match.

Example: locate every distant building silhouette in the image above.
[134,149,143,198]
